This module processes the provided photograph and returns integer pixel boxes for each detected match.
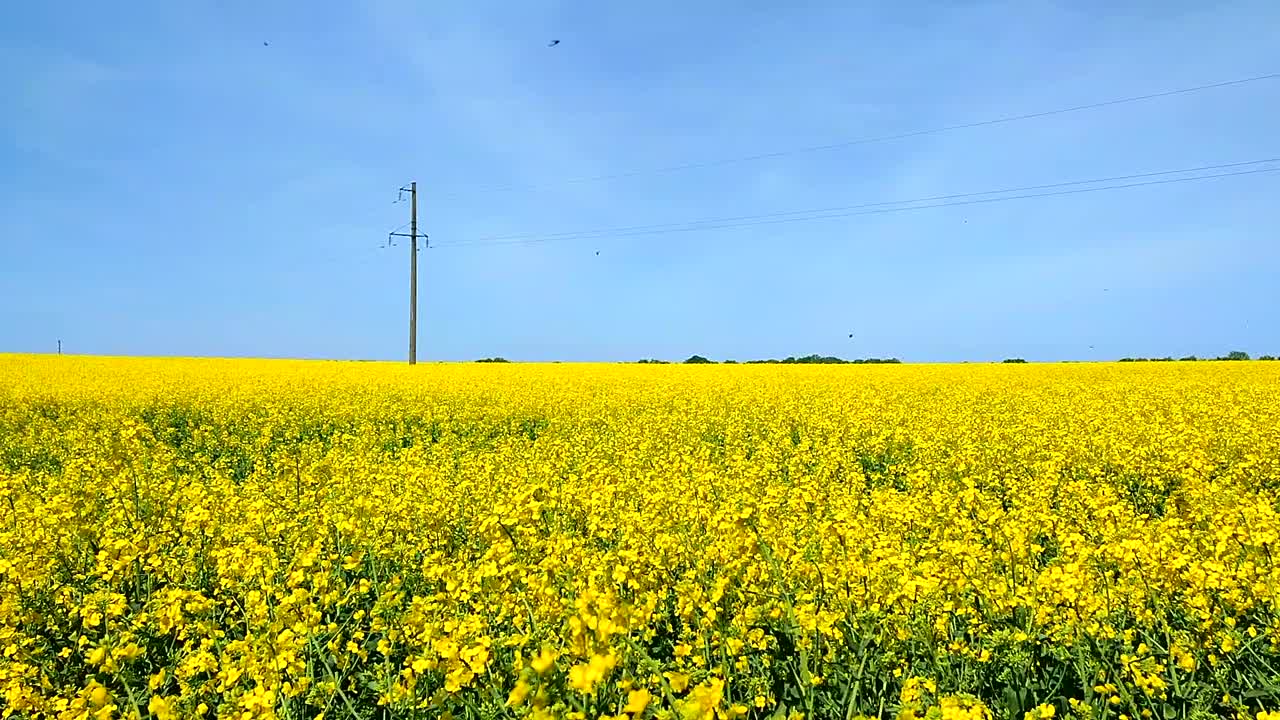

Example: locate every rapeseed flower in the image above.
[2,355,1278,718]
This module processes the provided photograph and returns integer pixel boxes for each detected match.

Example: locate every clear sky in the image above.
[2,1,1277,363]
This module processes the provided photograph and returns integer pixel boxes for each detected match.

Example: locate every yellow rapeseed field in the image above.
[2,355,1280,720]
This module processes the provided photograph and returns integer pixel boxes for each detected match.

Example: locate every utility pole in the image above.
[57,339,61,355]
[409,182,418,365]
[390,182,423,365]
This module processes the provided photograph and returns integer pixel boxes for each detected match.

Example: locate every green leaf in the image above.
[1002,687,1021,717]
[1242,688,1276,699]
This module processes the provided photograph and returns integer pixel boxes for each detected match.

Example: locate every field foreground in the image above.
[3,356,1280,720]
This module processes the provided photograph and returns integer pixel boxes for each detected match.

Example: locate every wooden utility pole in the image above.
[390,182,422,365]
[409,181,418,365]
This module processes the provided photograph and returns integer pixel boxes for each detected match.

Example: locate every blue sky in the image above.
[2,1,1277,362]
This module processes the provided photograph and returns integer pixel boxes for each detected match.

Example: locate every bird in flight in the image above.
[595,251,599,255]
[848,333,854,339]
[263,41,269,47]
[548,40,560,47]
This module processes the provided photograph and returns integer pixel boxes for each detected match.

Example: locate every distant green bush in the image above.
[744,355,902,365]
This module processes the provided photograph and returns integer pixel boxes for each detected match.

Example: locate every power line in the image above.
[433,161,1279,248]
[439,158,1279,246]
[440,72,1279,197]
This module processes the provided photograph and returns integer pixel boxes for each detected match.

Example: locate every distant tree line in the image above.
[676,354,902,365]
[479,351,1274,364]
[1119,351,1270,362]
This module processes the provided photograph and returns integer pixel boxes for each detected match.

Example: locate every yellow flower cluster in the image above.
[2,355,1280,719]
